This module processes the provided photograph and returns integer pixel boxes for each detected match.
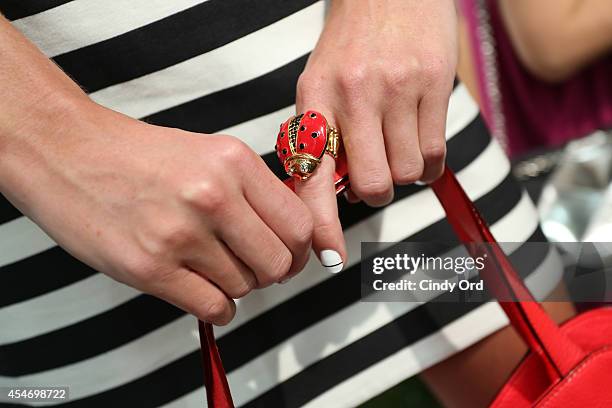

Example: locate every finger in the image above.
[340,110,394,207]
[148,267,236,325]
[185,239,257,299]
[417,91,449,183]
[217,199,293,287]
[383,105,424,185]
[241,157,313,277]
[295,154,347,273]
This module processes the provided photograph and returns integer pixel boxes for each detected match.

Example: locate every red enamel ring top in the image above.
[275,110,341,180]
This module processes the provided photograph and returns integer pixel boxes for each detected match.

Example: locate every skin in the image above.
[0,16,315,325]
[498,0,612,82]
[295,0,457,265]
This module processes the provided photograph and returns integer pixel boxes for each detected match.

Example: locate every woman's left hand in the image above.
[294,0,457,273]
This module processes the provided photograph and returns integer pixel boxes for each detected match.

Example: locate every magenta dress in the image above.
[461,0,612,157]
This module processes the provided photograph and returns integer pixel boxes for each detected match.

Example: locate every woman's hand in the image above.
[294,0,457,271]
[0,98,314,325]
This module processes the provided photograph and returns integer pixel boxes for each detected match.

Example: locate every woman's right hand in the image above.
[0,97,314,325]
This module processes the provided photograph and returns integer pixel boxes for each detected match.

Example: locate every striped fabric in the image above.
[0,1,561,407]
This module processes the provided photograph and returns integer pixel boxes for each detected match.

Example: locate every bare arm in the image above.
[499,0,612,82]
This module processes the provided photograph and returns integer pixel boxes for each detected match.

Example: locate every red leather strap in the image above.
[198,156,587,406]
[430,166,586,379]
[198,321,234,408]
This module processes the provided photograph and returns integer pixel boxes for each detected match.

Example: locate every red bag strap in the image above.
[198,321,234,408]
[198,160,587,406]
[430,166,586,379]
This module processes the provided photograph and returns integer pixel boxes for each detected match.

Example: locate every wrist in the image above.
[0,90,99,210]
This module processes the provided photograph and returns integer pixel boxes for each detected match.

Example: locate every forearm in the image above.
[499,0,612,81]
[0,15,96,209]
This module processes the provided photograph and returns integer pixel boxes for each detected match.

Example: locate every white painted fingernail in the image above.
[414,181,427,186]
[320,250,344,273]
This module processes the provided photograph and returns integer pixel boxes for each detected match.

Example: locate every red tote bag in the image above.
[198,156,612,407]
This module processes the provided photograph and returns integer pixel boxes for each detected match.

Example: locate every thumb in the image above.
[294,154,347,273]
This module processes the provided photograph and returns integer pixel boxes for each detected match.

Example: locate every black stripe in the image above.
[14,175,528,407]
[145,54,308,132]
[52,0,317,93]
[0,194,22,225]
[244,233,551,408]
[0,0,72,21]
[0,247,96,308]
[42,343,204,408]
[0,295,185,376]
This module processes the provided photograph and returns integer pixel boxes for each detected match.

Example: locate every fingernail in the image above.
[414,181,427,186]
[279,276,292,284]
[320,249,344,273]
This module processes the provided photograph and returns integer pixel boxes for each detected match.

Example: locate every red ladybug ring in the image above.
[275,110,341,180]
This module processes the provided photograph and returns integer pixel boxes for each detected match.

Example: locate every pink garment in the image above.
[461,0,612,157]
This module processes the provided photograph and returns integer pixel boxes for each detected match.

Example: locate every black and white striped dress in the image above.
[0,1,562,407]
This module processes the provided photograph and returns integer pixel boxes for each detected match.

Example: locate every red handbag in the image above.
[198,156,612,407]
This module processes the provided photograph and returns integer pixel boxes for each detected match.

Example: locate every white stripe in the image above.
[445,83,479,140]
[13,0,209,58]
[303,302,508,408]
[0,217,55,266]
[0,315,201,403]
[89,2,325,119]
[0,274,137,344]
[0,140,520,400]
[302,249,562,408]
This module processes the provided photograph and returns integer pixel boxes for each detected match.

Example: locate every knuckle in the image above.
[204,296,230,324]
[404,56,425,78]
[337,65,368,95]
[183,180,226,214]
[159,222,195,250]
[382,66,412,92]
[296,72,321,101]
[392,161,424,185]
[230,275,257,299]
[421,142,447,163]
[422,57,452,87]
[121,254,159,283]
[266,249,292,284]
[292,211,314,246]
[219,136,252,166]
[353,177,393,204]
